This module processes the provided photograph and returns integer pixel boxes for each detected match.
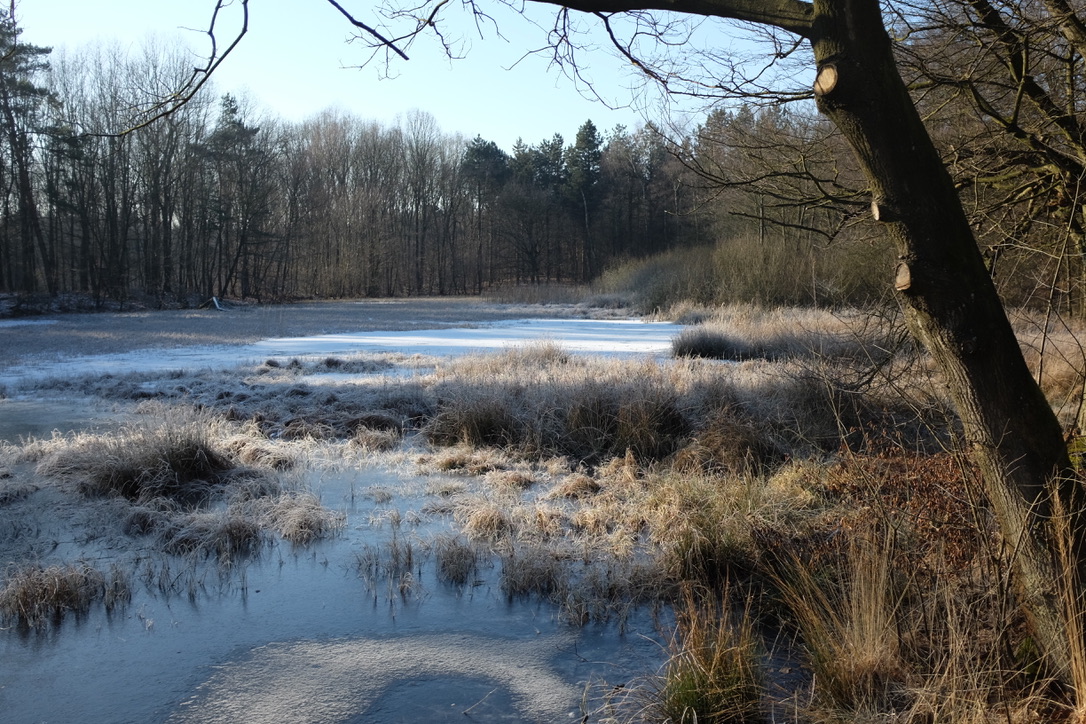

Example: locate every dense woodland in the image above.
[0,2,1081,312]
[0,13,713,305]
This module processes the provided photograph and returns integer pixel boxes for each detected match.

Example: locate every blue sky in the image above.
[14,0,685,151]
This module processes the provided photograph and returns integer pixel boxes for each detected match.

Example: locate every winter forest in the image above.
[1,2,1082,313]
[0,9,698,304]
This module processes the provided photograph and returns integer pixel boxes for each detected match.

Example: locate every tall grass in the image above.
[0,562,129,628]
[773,529,909,714]
[646,585,764,724]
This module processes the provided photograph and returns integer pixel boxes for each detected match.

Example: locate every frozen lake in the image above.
[0,316,683,390]
[0,303,682,723]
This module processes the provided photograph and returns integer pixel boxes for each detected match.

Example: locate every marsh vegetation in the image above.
[3,299,1086,721]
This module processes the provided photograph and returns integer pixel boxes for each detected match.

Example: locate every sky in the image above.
[12,0,686,151]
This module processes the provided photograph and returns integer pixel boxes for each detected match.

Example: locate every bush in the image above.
[594,232,891,312]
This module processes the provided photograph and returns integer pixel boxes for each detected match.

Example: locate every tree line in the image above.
[0,3,1076,314]
[0,13,739,305]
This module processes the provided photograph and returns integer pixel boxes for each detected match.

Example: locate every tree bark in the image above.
[806,0,1083,678]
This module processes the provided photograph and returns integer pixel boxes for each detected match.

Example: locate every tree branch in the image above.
[104,0,249,136]
[532,0,814,38]
[324,0,411,60]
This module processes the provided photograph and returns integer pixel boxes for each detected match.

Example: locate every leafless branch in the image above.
[102,0,249,136]
[325,0,411,60]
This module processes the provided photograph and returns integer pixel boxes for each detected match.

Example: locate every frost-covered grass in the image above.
[9,302,1086,720]
[0,562,129,629]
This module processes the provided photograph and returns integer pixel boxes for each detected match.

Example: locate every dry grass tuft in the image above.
[500,546,568,598]
[641,585,764,724]
[669,305,887,363]
[483,469,536,491]
[425,479,467,497]
[0,562,129,628]
[256,492,346,544]
[774,530,909,714]
[426,446,512,475]
[160,510,266,562]
[0,479,37,506]
[351,427,402,452]
[461,503,515,541]
[674,408,779,475]
[454,339,573,371]
[615,395,690,460]
[426,393,522,448]
[1012,310,1086,427]
[434,535,478,585]
[228,437,297,470]
[672,325,774,361]
[547,472,601,499]
[279,418,338,441]
[37,418,237,505]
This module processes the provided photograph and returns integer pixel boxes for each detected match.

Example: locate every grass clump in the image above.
[461,503,515,541]
[644,586,764,724]
[426,395,522,448]
[548,472,601,499]
[255,492,346,544]
[160,510,266,562]
[774,531,909,714]
[500,546,568,598]
[674,408,779,475]
[37,417,237,505]
[673,325,772,361]
[0,562,129,629]
[434,535,478,585]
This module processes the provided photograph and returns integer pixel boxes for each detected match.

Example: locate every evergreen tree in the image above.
[0,10,51,294]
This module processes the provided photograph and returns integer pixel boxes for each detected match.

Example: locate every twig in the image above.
[462,687,499,715]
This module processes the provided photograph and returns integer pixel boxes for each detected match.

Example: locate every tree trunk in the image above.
[809,0,1083,679]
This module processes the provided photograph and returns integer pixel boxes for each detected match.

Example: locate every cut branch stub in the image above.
[871,198,896,222]
[814,63,838,96]
[895,261,912,291]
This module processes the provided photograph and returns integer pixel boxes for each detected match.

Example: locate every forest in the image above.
[0,9,704,306]
[0,1,1080,316]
